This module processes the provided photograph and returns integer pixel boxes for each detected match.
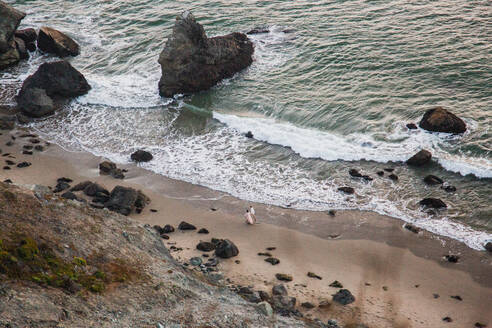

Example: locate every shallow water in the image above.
[1,0,491,249]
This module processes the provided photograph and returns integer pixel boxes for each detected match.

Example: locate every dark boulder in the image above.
[178,221,196,230]
[419,107,466,134]
[301,302,315,309]
[406,149,432,166]
[14,28,36,44]
[0,1,25,69]
[196,241,215,252]
[424,175,443,185]
[99,161,125,179]
[17,61,90,117]
[83,182,107,197]
[37,26,80,57]
[484,242,492,253]
[162,224,175,233]
[265,257,280,265]
[197,228,209,234]
[272,295,296,311]
[214,239,239,258]
[442,185,456,193]
[307,272,322,280]
[158,11,254,97]
[54,181,70,193]
[246,27,270,35]
[349,169,363,178]
[14,37,28,59]
[61,191,77,200]
[329,281,343,288]
[444,255,459,263]
[388,174,398,181]
[338,187,354,194]
[406,123,418,130]
[419,198,447,209]
[105,186,148,215]
[404,223,421,234]
[272,284,288,296]
[130,149,153,162]
[245,131,253,138]
[275,273,292,282]
[16,88,54,117]
[332,289,355,305]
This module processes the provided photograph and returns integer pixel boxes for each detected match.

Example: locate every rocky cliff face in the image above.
[0,1,26,69]
[0,182,314,327]
[158,11,254,97]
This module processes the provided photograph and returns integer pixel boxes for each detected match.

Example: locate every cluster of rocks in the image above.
[158,11,254,97]
[1,1,80,68]
[99,160,126,179]
[55,179,149,215]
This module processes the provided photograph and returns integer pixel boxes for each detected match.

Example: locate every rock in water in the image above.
[130,150,153,162]
[406,149,432,166]
[158,11,254,97]
[37,26,80,57]
[332,289,355,305]
[0,1,25,69]
[214,239,239,258]
[484,242,492,253]
[424,175,443,185]
[17,61,90,117]
[419,107,466,134]
[419,198,447,209]
[14,28,36,44]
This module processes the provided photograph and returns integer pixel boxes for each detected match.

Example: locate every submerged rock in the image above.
[406,123,417,129]
[424,175,443,185]
[419,198,447,209]
[0,1,25,69]
[419,107,466,134]
[338,187,354,194]
[37,26,80,57]
[406,149,432,166]
[130,150,153,162]
[158,11,254,97]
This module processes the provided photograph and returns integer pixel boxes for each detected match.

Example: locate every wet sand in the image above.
[0,127,491,328]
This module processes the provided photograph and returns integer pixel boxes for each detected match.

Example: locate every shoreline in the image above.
[1,124,491,327]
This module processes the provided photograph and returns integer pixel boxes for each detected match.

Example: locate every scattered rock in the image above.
[275,273,292,282]
[444,255,459,263]
[160,234,169,240]
[265,257,280,265]
[424,175,443,185]
[16,161,30,168]
[406,123,418,129]
[150,209,157,212]
[442,185,456,193]
[485,242,492,253]
[420,198,447,209]
[266,247,276,251]
[419,107,466,134]
[196,241,215,252]
[178,221,196,230]
[433,293,440,299]
[349,169,363,178]
[246,27,270,35]
[158,11,254,97]
[301,302,315,309]
[382,286,388,291]
[130,149,153,162]
[450,295,462,301]
[307,272,322,280]
[162,225,175,233]
[189,257,202,266]
[258,290,270,301]
[258,252,272,257]
[376,171,384,176]
[329,280,343,288]
[245,131,253,138]
[442,317,453,323]
[406,149,432,166]
[256,301,273,316]
[22,150,32,155]
[328,210,336,216]
[384,168,394,172]
[388,174,398,181]
[215,239,239,258]
[272,295,296,311]
[404,223,421,234]
[475,322,487,328]
[198,228,209,234]
[105,186,148,215]
[338,187,354,194]
[332,289,355,305]
[37,26,80,57]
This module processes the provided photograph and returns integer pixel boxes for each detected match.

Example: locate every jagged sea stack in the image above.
[158,11,254,97]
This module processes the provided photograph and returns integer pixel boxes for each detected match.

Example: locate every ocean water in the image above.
[1,0,491,250]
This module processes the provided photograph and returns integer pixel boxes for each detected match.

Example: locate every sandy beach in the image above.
[0,124,491,328]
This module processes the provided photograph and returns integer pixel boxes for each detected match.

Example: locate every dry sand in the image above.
[0,127,491,328]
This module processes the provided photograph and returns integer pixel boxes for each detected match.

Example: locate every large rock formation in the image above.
[419,107,466,134]
[16,61,90,117]
[37,26,80,57]
[158,11,254,97]
[0,1,26,69]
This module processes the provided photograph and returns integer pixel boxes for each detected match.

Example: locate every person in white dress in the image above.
[244,209,254,225]
[249,205,257,224]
